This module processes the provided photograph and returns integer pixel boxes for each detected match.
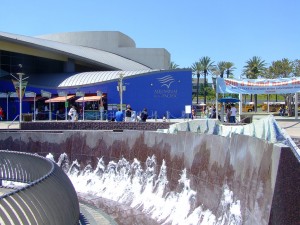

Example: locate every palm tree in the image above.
[169,61,179,69]
[243,56,267,111]
[199,56,215,104]
[191,61,202,104]
[212,61,226,78]
[224,62,236,78]
[243,56,266,79]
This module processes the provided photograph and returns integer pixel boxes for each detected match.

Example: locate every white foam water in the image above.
[46,153,242,225]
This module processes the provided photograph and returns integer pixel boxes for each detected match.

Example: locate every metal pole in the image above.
[18,73,23,123]
[215,78,219,120]
[238,76,242,121]
[239,94,242,121]
[6,93,9,121]
[34,94,36,121]
[295,92,298,119]
[49,102,51,121]
[120,74,123,111]
[65,96,68,121]
[83,96,85,121]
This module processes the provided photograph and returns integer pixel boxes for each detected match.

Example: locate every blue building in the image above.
[0,31,192,120]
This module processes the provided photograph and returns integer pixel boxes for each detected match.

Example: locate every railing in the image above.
[0,150,80,225]
[7,115,19,129]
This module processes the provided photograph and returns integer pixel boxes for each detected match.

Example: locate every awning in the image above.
[23,96,46,102]
[75,96,101,102]
[45,95,75,103]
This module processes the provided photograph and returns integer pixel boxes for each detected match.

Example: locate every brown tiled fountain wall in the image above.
[0,130,299,225]
[20,121,174,131]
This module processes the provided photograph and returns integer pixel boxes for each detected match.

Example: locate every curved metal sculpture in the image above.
[0,150,80,225]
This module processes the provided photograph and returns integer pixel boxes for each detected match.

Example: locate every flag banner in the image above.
[216,77,300,94]
[12,79,28,99]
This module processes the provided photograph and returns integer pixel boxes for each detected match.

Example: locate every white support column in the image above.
[239,94,242,121]
[295,92,298,119]
[215,78,219,120]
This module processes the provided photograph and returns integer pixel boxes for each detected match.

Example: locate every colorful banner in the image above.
[216,77,300,94]
[12,79,28,99]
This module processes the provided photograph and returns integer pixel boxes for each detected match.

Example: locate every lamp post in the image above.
[117,74,126,111]
[11,64,29,123]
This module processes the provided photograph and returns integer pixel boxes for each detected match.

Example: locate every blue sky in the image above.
[1,0,299,78]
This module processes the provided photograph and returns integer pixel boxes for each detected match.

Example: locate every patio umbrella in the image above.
[218,97,240,103]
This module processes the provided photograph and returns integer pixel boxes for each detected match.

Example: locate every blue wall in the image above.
[0,70,192,120]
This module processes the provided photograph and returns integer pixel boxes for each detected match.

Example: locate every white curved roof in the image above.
[0,31,151,71]
[58,70,158,88]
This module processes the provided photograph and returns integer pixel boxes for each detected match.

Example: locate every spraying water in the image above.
[47,153,242,225]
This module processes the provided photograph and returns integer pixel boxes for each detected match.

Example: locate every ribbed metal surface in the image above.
[58,70,157,87]
[0,31,151,70]
[0,150,80,225]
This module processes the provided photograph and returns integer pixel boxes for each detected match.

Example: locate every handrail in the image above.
[0,150,80,225]
[7,115,19,129]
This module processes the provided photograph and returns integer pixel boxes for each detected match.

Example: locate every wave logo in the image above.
[157,75,175,89]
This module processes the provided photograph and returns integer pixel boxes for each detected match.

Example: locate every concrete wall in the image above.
[0,130,298,224]
[38,31,170,69]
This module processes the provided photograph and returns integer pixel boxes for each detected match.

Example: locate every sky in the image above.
[1,0,299,79]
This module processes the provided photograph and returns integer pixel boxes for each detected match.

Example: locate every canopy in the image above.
[23,96,45,102]
[75,96,101,102]
[218,97,240,103]
[45,95,75,103]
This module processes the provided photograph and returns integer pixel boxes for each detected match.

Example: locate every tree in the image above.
[191,61,202,104]
[212,61,226,78]
[199,56,215,104]
[269,58,293,78]
[268,58,294,115]
[243,56,266,79]
[243,56,267,111]
[293,59,300,76]
[224,62,236,78]
[169,61,179,69]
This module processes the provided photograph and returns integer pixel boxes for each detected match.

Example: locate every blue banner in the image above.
[216,77,300,94]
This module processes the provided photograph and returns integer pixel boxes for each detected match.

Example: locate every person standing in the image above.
[68,105,77,121]
[229,103,237,123]
[125,105,132,122]
[279,105,285,116]
[208,105,213,118]
[0,106,4,121]
[140,108,148,122]
[226,104,231,123]
[115,108,124,122]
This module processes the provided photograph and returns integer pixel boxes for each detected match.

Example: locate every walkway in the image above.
[0,116,299,138]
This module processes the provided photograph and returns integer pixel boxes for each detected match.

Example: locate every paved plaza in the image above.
[1,116,299,138]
